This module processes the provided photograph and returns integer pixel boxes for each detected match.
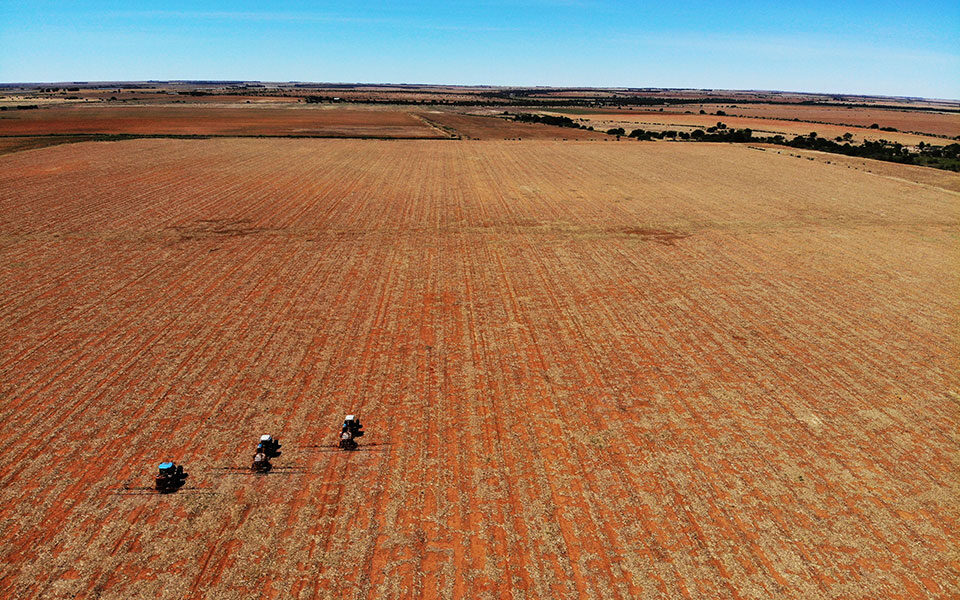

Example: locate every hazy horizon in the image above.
[2,1,958,99]
[2,80,957,103]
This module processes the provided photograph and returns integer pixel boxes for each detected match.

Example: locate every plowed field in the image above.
[0,105,442,138]
[0,136,92,156]
[693,104,960,138]
[417,111,608,140]
[549,111,949,145]
[0,139,957,599]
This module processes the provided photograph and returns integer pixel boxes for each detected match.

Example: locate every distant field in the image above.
[0,139,957,599]
[417,110,608,139]
[0,105,444,138]
[546,110,951,145]
[698,104,960,138]
[756,144,960,192]
[0,135,96,156]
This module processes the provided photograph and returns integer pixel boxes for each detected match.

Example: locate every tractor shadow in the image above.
[301,442,393,454]
[109,484,218,497]
[215,465,307,476]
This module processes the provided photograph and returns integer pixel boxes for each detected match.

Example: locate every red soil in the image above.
[0,139,957,599]
[0,105,442,137]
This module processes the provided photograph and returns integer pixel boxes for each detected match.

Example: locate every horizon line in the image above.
[1,80,957,103]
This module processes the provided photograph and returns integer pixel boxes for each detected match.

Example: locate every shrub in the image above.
[511,113,583,129]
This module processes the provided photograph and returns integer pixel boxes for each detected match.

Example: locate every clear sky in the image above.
[2,1,958,98]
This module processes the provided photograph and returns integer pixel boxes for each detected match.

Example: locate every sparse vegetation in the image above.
[662,127,960,171]
[510,112,586,129]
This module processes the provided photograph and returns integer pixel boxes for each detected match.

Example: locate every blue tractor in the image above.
[155,462,188,493]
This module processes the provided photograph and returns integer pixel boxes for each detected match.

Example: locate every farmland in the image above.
[0,105,444,138]
[0,138,958,599]
[539,110,951,146]
[416,111,608,140]
[539,102,958,140]
[0,136,96,156]
[692,104,959,138]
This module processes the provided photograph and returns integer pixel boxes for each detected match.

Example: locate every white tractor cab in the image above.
[339,414,362,450]
[257,434,281,457]
[342,415,364,438]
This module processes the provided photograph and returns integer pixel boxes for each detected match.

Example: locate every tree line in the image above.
[507,113,958,171]
[628,126,960,171]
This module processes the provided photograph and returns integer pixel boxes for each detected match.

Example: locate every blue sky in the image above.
[1,1,958,98]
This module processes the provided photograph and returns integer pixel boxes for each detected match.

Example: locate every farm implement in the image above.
[137,417,362,492]
[154,462,188,493]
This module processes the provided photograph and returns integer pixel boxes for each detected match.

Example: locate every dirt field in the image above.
[753,145,960,193]
[0,105,444,138]
[417,111,608,140]
[695,104,959,138]
[548,110,951,145]
[0,139,957,599]
[0,136,97,156]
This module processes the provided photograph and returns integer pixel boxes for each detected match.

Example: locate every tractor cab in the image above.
[155,461,187,493]
[339,415,362,450]
[258,434,281,457]
[343,415,364,438]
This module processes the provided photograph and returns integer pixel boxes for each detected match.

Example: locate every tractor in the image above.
[343,415,364,439]
[251,451,272,473]
[155,462,187,493]
[257,434,282,458]
[339,414,363,450]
